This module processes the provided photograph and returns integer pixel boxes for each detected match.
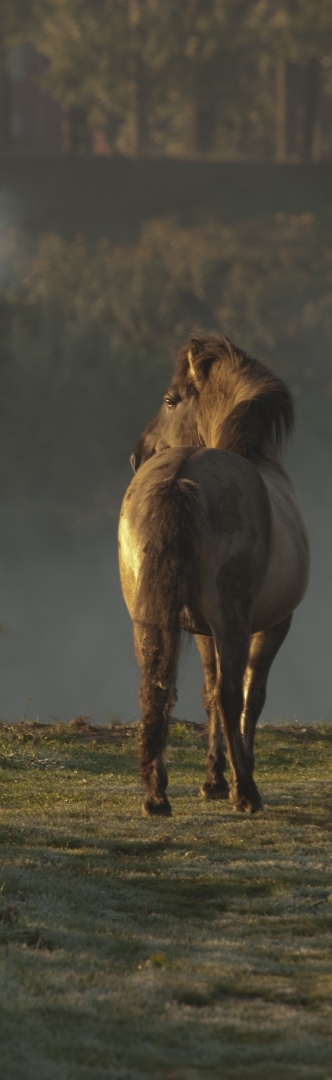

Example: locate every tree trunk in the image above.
[276,56,287,162]
[132,59,150,155]
[0,63,10,153]
[185,100,198,155]
[185,100,217,156]
[70,107,91,154]
[302,58,320,161]
[61,106,90,154]
[276,56,320,163]
[288,62,303,157]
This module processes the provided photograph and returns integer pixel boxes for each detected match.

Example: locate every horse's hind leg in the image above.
[134,622,179,817]
[241,615,292,770]
[212,617,263,814]
[195,634,229,800]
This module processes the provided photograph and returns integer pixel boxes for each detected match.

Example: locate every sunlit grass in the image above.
[1,718,332,1079]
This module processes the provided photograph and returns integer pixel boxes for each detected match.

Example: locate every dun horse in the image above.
[118,335,309,816]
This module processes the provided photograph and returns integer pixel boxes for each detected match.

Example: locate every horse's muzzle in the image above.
[130,447,157,472]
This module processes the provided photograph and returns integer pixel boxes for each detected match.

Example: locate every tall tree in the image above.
[0,0,40,150]
[249,0,332,160]
[32,0,171,155]
[5,0,330,161]
[30,0,275,158]
[33,0,129,152]
[127,0,164,154]
[154,0,275,158]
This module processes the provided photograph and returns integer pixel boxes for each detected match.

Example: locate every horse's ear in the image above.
[190,337,202,357]
[187,337,204,389]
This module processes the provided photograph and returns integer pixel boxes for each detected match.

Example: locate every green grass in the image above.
[1,717,332,1080]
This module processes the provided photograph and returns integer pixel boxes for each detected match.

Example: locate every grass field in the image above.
[1,717,332,1080]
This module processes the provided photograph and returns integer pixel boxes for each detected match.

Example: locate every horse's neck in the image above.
[256,445,292,485]
[255,445,304,525]
[257,443,293,485]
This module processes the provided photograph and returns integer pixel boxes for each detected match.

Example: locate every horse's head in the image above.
[130,334,294,472]
[130,349,199,472]
[130,335,227,471]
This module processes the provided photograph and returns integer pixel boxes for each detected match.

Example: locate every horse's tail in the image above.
[134,455,202,806]
[134,459,202,684]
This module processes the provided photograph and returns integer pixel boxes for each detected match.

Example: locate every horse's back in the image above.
[179,448,271,636]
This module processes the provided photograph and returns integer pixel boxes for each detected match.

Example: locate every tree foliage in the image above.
[248,0,332,61]
[2,1,332,158]
[1,214,331,500]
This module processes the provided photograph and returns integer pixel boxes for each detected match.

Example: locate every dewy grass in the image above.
[1,718,332,1080]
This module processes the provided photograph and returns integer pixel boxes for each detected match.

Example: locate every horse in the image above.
[118,334,310,816]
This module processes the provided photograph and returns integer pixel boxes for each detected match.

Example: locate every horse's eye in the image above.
[164,395,177,409]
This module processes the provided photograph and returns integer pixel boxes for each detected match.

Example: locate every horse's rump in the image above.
[134,453,205,661]
[121,446,272,647]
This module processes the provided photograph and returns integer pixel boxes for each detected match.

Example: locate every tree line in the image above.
[1,0,332,159]
[0,215,331,504]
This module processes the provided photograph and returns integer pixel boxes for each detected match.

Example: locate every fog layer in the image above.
[0,430,330,726]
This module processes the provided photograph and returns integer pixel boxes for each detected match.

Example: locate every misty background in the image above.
[0,1,332,725]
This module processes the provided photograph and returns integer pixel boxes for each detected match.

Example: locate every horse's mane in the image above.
[173,334,295,461]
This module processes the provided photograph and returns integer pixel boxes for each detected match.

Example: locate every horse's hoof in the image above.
[243,796,264,814]
[143,797,172,817]
[200,779,229,801]
[230,787,264,814]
